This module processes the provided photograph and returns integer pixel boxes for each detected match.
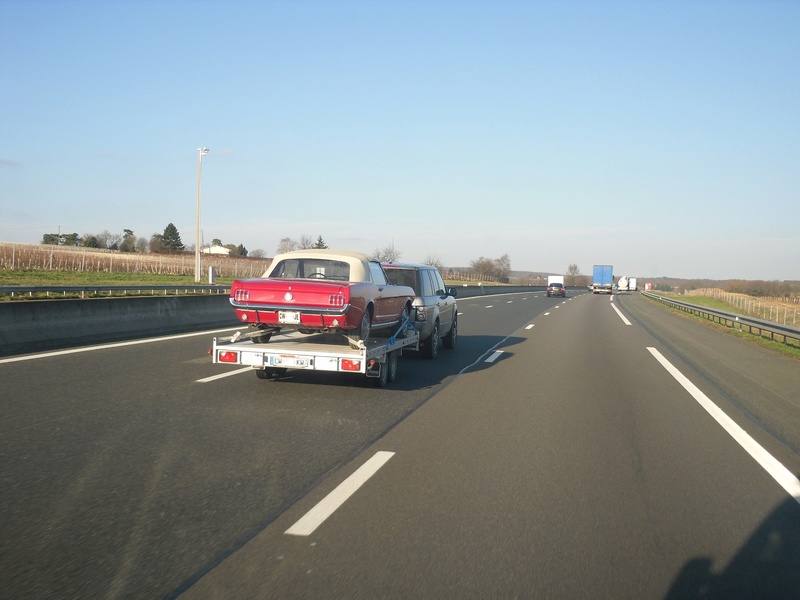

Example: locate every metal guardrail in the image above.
[0,283,556,300]
[643,291,800,349]
[0,285,231,299]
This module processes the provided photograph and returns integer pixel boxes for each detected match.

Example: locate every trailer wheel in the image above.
[372,355,390,387]
[386,350,398,382]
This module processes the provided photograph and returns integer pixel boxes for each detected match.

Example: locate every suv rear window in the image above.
[385,268,420,294]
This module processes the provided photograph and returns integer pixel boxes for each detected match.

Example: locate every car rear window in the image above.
[269,259,351,281]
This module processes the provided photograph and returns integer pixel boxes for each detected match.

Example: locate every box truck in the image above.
[592,265,613,294]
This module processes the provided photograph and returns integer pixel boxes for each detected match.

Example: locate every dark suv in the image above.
[383,263,457,359]
[547,283,566,297]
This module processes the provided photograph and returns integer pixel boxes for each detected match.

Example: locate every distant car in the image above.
[382,263,457,359]
[230,249,415,347]
[547,282,566,297]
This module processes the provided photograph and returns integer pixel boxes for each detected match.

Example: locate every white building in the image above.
[201,244,231,256]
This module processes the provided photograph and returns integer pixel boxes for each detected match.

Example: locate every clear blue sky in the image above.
[2,0,798,280]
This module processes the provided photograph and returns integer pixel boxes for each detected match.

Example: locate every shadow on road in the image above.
[666,497,800,599]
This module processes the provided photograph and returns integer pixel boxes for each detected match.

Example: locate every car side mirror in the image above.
[448,287,457,298]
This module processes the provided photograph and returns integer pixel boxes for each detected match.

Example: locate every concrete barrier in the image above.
[455,285,544,298]
[0,295,238,357]
[0,285,554,357]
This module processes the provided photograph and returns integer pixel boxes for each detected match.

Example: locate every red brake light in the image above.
[329,294,345,307]
[341,359,361,371]
[234,289,249,302]
[218,351,239,363]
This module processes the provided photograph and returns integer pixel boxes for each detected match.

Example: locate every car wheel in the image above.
[359,311,371,343]
[249,324,273,344]
[396,305,410,338]
[348,310,372,348]
[442,315,457,349]
[423,322,439,359]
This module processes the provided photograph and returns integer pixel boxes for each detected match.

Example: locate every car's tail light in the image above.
[329,294,345,307]
[234,289,249,302]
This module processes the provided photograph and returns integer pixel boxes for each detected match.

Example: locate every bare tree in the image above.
[566,263,581,286]
[470,257,497,280]
[299,234,314,249]
[494,254,511,280]
[423,254,444,271]
[276,237,298,254]
[372,242,401,263]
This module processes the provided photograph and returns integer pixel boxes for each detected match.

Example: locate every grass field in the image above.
[648,292,800,360]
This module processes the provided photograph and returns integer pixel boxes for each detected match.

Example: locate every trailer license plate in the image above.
[279,310,301,324]
[271,355,311,368]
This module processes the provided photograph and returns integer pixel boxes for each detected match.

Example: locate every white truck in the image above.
[628,277,637,291]
[547,275,564,287]
[617,276,629,292]
[212,323,419,387]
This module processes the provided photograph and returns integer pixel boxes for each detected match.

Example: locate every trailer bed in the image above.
[212,329,419,386]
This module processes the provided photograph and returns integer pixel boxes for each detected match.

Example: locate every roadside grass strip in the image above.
[647,347,800,504]
[285,451,395,536]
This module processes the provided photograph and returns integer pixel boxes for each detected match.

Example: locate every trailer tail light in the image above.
[234,289,249,302]
[218,351,239,363]
[329,293,345,307]
[340,359,361,371]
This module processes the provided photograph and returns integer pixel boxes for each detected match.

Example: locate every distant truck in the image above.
[628,277,637,291]
[618,276,629,292]
[592,265,613,294]
[547,275,564,287]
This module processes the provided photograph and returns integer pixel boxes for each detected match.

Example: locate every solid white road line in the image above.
[611,303,632,325]
[647,347,800,503]
[197,367,252,383]
[0,327,239,364]
[285,451,395,536]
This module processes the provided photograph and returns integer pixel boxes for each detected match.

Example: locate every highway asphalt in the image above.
[2,291,799,598]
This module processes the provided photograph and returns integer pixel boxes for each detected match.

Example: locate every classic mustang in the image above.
[229,249,415,346]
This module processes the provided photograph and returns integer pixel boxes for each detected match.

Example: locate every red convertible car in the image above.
[229,249,415,346]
